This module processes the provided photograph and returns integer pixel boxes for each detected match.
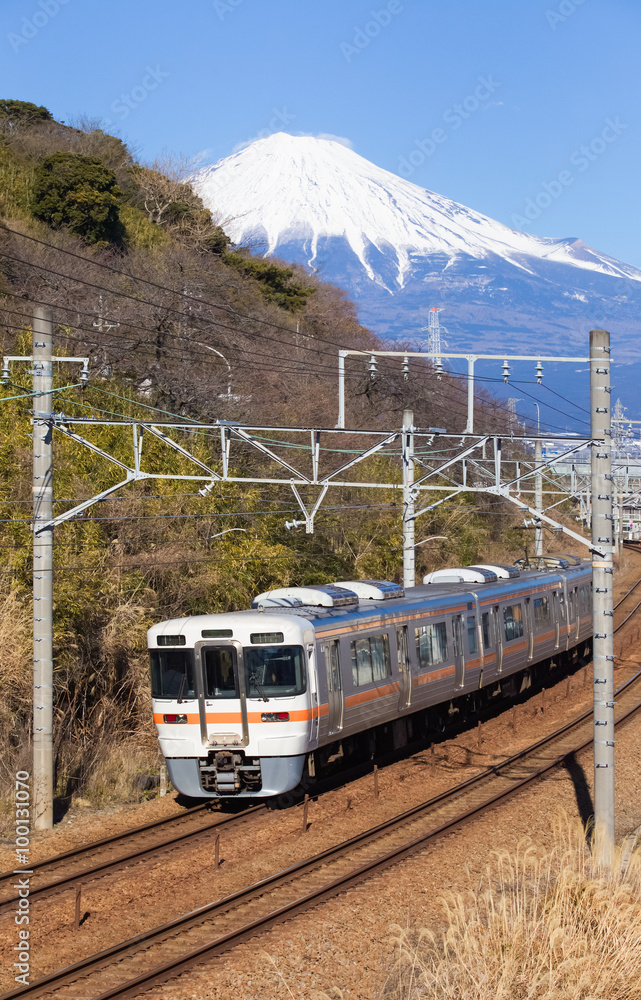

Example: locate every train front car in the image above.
[148,612,315,797]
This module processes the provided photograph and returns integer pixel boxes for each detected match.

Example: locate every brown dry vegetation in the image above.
[385,813,641,1000]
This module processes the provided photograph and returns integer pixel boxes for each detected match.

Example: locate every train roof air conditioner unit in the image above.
[252,584,359,609]
[423,567,498,585]
[471,563,520,580]
[333,580,405,600]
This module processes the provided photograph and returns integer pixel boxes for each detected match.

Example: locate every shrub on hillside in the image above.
[225,251,315,311]
[31,151,125,246]
[0,99,52,133]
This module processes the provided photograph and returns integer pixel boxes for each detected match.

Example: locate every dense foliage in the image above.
[32,152,125,245]
[0,99,52,129]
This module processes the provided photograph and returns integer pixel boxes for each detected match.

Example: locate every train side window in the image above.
[482,612,492,648]
[415,622,448,669]
[350,633,391,687]
[503,604,524,642]
[467,616,477,654]
[533,596,550,629]
[558,594,566,622]
[579,586,590,616]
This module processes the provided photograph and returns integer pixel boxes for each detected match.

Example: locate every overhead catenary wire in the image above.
[0,223,365,351]
[0,493,574,527]
[1,304,579,439]
[0,225,606,422]
[0,251,591,429]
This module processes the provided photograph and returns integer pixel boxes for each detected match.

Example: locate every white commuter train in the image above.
[148,559,592,798]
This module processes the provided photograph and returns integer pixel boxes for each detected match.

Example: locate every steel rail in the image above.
[614,574,641,612]
[0,805,264,912]
[0,803,208,882]
[613,597,641,633]
[6,664,641,1000]
[94,687,641,1000]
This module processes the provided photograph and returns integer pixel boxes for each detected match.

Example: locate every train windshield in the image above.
[150,650,196,699]
[244,645,306,698]
[203,646,239,699]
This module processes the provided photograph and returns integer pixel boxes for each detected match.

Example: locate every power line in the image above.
[0,258,591,430]
[0,263,585,425]
[0,243,357,364]
[1,225,595,421]
[2,289,579,434]
[0,222,359,352]
[0,311,363,385]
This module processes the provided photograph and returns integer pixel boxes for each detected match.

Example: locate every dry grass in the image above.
[0,588,33,767]
[385,812,641,1000]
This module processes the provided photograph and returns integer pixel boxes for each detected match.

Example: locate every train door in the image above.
[561,580,570,650]
[570,586,580,641]
[326,640,344,736]
[197,640,249,747]
[524,598,534,661]
[452,614,465,688]
[307,640,319,743]
[396,625,411,710]
[552,591,561,649]
[493,606,503,673]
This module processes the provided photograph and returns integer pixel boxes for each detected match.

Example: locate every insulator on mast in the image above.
[402,356,409,381]
[368,355,378,379]
[502,359,511,383]
[535,360,544,384]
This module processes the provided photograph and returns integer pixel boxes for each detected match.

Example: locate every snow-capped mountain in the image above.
[193,133,641,423]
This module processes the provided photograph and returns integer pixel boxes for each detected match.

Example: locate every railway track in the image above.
[613,573,641,631]
[0,803,263,913]
[8,666,641,1000]
[4,571,639,999]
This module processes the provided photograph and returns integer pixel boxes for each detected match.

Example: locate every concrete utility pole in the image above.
[590,328,615,864]
[32,308,54,829]
[465,356,474,434]
[402,409,415,589]
[534,439,543,557]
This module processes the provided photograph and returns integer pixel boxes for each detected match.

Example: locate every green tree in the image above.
[31,151,125,246]
[0,99,52,129]
[225,252,314,311]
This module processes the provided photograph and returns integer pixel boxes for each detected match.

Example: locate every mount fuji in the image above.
[193,133,641,425]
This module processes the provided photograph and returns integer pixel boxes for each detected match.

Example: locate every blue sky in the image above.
[2,0,640,267]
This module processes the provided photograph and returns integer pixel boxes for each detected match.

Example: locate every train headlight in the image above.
[261,712,290,722]
[163,714,188,724]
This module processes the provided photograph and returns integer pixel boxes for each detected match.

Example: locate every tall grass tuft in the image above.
[385,812,641,1000]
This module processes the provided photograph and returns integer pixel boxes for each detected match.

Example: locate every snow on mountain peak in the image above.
[192,132,641,290]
